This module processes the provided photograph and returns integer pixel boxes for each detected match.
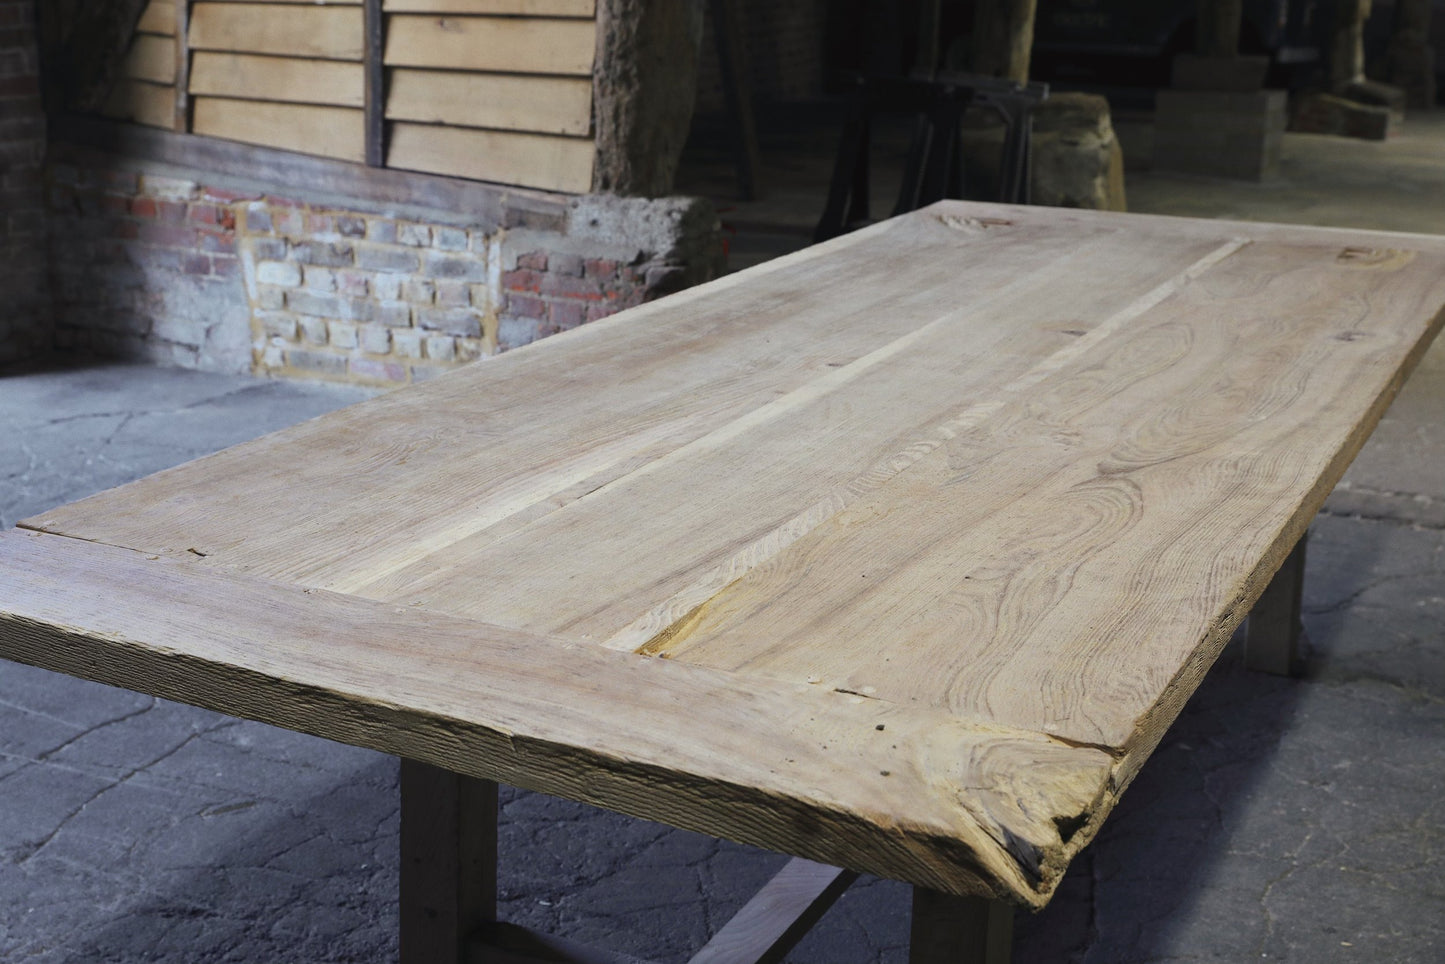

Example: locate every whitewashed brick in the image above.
[256,261,301,287]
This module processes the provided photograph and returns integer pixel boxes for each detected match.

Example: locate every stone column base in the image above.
[1152,89,1287,181]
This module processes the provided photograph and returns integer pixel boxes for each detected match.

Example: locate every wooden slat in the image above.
[386,68,591,136]
[387,122,592,193]
[189,3,364,60]
[384,0,595,14]
[100,80,176,129]
[189,52,364,107]
[192,97,365,162]
[688,860,857,964]
[364,0,385,165]
[120,33,176,84]
[383,14,595,74]
[0,529,1114,905]
[137,0,176,35]
[173,0,189,130]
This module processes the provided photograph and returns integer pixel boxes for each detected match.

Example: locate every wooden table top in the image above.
[3,201,1444,906]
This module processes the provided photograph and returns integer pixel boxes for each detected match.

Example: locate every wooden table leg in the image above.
[1246,530,1310,677]
[909,887,1013,964]
[400,758,499,964]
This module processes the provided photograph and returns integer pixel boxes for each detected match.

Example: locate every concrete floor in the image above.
[2,111,1444,962]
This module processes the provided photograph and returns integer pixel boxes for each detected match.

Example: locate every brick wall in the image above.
[0,0,50,366]
[44,154,722,385]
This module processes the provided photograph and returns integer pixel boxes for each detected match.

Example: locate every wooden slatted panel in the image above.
[387,122,592,193]
[119,33,176,84]
[385,69,590,135]
[137,0,176,35]
[193,98,366,162]
[190,52,365,108]
[101,80,176,128]
[383,14,595,74]
[384,0,595,14]
[189,3,364,60]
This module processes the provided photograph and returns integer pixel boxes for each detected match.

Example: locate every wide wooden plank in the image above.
[189,2,364,60]
[386,122,593,193]
[192,97,365,162]
[22,215,1110,592]
[120,33,176,84]
[100,79,176,128]
[348,232,1240,637]
[656,240,1445,762]
[190,52,365,107]
[384,0,595,14]
[0,530,1114,905]
[383,14,595,74]
[386,68,591,136]
[137,0,176,35]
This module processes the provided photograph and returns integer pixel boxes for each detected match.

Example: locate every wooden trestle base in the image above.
[397,529,1315,964]
[398,758,1012,964]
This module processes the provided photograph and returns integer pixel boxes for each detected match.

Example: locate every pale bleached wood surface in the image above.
[7,202,1445,906]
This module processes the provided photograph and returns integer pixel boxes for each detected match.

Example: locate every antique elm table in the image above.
[2,201,1443,963]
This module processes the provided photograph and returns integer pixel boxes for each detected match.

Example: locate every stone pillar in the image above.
[0,0,52,367]
[972,0,1037,83]
[1154,0,1283,180]
[1197,0,1243,59]
[1386,0,1436,108]
[1331,0,1372,91]
[591,0,705,197]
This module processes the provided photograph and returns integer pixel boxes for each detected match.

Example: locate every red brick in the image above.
[307,213,336,234]
[583,258,618,281]
[266,194,306,208]
[197,228,236,254]
[188,203,236,230]
[129,197,157,219]
[515,250,548,271]
[137,222,198,247]
[100,194,129,216]
[506,293,546,319]
[539,273,604,301]
[549,300,586,330]
[182,253,212,275]
[586,304,617,323]
[109,220,140,240]
[156,199,187,223]
[212,255,242,279]
[502,268,542,292]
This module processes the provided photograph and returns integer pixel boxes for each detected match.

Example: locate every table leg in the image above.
[1246,530,1310,677]
[399,758,499,964]
[909,887,1013,964]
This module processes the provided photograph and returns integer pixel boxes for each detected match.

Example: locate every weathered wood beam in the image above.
[364,0,384,166]
[400,759,499,964]
[688,859,858,964]
[972,0,1037,83]
[592,0,704,196]
[1246,530,1309,676]
[909,888,1014,964]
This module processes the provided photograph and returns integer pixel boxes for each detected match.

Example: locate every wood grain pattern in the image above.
[189,3,364,60]
[9,202,1445,908]
[386,68,591,136]
[383,14,595,74]
[387,122,593,193]
[384,0,595,14]
[192,97,365,162]
[0,530,1113,905]
[189,52,365,107]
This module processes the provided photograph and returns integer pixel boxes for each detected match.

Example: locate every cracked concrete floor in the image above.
[3,286,1444,957]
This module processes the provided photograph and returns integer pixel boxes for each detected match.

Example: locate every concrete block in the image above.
[1153,89,1287,180]
[1289,92,1392,141]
